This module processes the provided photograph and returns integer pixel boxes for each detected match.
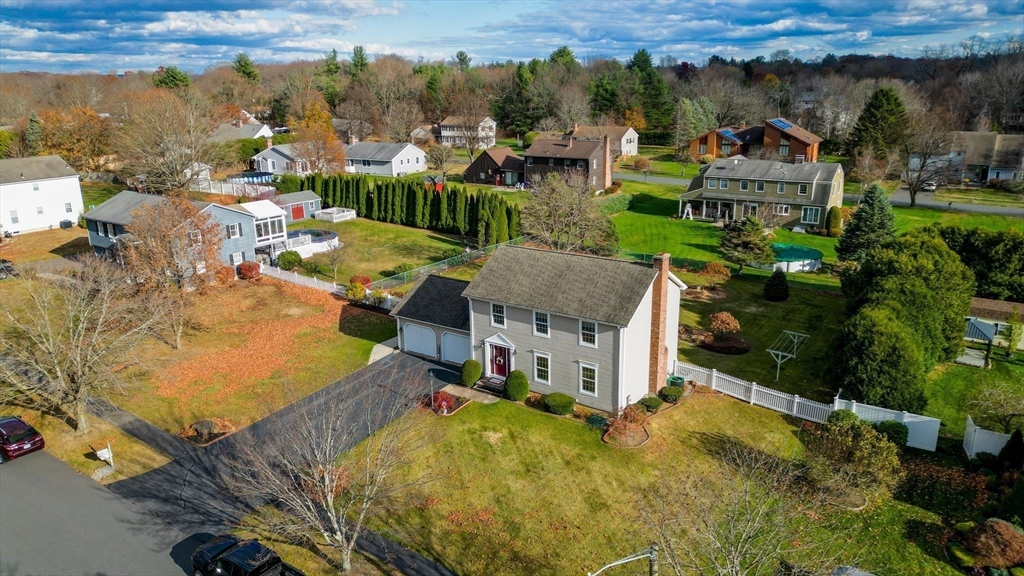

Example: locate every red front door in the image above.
[489,345,509,378]
[291,205,304,220]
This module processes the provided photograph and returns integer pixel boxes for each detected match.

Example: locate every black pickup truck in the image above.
[192,535,304,576]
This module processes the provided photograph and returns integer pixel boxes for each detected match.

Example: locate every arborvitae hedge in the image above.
[299,175,520,245]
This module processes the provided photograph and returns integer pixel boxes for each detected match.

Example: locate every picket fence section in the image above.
[964,415,1011,459]
[672,360,939,451]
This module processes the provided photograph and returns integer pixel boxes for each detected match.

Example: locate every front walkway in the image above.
[444,383,499,404]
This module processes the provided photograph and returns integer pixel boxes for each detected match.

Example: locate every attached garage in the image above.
[441,332,471,364]
[390,275,471,365]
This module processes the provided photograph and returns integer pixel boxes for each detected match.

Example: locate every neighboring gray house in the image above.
[275,190,321,223]
[209,121,274,144]
[252,143,310,176]
[344,142,427,177]
[390,275,473,365]
[393,246,685,413]
[85,191,288,267]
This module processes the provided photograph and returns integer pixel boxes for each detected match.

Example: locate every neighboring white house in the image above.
[536,124,639,157]
[439,116,497,148]
[0,155,84,235]
[344,142,427,177]
[208,121,274,144]
[252,143,311,176]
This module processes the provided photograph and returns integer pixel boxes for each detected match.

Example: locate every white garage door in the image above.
[403,324,436,358]
[441,332,471,365]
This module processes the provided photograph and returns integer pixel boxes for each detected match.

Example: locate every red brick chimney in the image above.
[265,138,273,150]
[649,253,671,395]
[739,121,746,129]
[602,135,612,190]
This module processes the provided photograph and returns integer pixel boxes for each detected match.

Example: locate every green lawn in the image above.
[290,218,466,282]
[367,396,959,576]
[81,181,122,210]
[924,355,1024,437]
[614,145,699,179]
[891,205,1024,232]
[934,187,1024,209]
[677,278,846,401]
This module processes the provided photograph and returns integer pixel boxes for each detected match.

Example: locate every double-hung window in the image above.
[105,222,115,237]
[534,352,551,384]
[226,223,240,239]
[801,206,821,225]
[721,143,731,155]
[740,180,749,191]
[533,311,549,337]
[65,202,73,213]
[230,252,244,265]
[9,210,18,224]
[720,179,729,190]
[698,143,707,154]
[308,201,316,211]
[779,138,790,156]
[755,181,765,193]
[580,320,597,347]
[579,362,597,396]
[798,183,808,195]
[526,157,533,166]
[548,159,554,166]
[36,206,44,215]
[706,178,718,189]
[565,159,572,167]
[777,182,786,194]
[491,303,506,327]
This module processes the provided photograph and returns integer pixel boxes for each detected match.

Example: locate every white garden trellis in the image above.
[767,330,810,381]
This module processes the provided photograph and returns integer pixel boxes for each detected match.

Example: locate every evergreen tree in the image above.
[507,203,520,238]
[672,98,697,156]
[411,184,424,228]
[419,188,431,228]
[719,216,774,274]
[438,188,450,231]
[478,213,489,247]
[25,110,41,156]
[152,66,190,88]
[367,188,377,220]
[455,188,469,235]
[357,178,367,216]
[467,191,478,237]
[694,97,718,133]
[493,199,510,243]
[763,269,790,302]
[845,87,909,157]
[350,46,369,80]
[836,183,896,263]
[626,49,673,128]
[232,52,261,84]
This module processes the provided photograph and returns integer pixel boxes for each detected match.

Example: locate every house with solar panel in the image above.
[689,118,823,163]
[680,157,844,229]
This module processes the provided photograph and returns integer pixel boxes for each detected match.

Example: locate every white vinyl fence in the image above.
[963,415,1011,459]
[190,179,276,197]
[673,360,940,451]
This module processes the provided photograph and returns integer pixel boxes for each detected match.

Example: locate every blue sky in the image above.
[1,0,1022,73]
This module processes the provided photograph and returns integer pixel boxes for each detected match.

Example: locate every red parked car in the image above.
[0,416,45,462]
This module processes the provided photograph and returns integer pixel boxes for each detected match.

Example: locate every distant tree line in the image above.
[296,174,520,247]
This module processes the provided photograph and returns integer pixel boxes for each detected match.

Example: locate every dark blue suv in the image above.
[192,535,304,576]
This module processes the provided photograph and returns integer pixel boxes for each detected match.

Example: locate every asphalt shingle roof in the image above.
[82,190,168,225]
[390,275,471,331]
[0,155,79,185]
[208,122,270,143]
[524,139,603,160]
[275,190,320,205]
[699,158,841,183]
[345,142,416,162]
[462,246,658,326]
[252,144,297,160]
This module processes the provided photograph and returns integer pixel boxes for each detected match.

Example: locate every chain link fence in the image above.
[367,237,525,292]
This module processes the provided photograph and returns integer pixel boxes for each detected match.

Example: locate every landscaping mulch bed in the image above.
[421,391,470,416]
[683,287,727,300]
[679,325,751,355]
[603,425,650,448]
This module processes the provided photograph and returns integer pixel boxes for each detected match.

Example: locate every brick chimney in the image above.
[739,121,746,129]
[572,122,578,134]
[347,133,356,146]
[265,138,273,150]
[649,253,671,395]
[602,135,612,190]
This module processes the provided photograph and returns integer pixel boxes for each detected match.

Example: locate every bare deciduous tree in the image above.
[968,383,1024,433]
[427,144,455,185]
[521,171,613,254]
[115,88,218,192]
[902,112,954,207]
[227,374,435,573]
[0,257,161,432]
[643,442,852,576]
[122,194,223,349]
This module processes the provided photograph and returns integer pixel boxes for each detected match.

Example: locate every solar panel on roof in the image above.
[769,118,792,130]
[719,129,735,139]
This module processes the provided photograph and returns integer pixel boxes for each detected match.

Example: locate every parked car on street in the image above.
[192,535,304,576]
[922,181,937,191]
[0,259,19,280]
[0,416,45,462]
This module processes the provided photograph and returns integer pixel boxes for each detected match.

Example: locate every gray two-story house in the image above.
[681,158,843,228]
[85,190,287,267]
[391,246,685,414]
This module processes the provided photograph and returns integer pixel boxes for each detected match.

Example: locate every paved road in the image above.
[844,188,1023,216]
[100,352,460,576]
[613,171,691,187]
[0,451,199,576]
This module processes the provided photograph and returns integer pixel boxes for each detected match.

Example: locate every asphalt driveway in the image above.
[0,451,199,576]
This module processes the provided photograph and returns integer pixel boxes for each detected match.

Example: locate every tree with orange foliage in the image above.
[624,107,647,131]
[291,95,345,174]
[122,193,223,349]
[38,107,110,171]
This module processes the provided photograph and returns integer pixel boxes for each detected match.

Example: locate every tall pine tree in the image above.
[836,183,897,263]
[845,87,909,157]
[455,187,469,235]
[25,110,41,156]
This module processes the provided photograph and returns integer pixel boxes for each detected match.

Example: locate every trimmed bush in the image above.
[698,153,714,164]
[826,205,843,237]
[523,132,538,146]
[595,193,632,215]
[806,417,903,495]
[459,360,482,386]
[349,274,372,286]
[708,311,740,336]
[277,250,302,270]
[545,392,576,415]
[659,386,685,404]
[346,282,366,300]
[389,262,415,276]
[586,413,608,429]
[504,370,529,401]
[827,409,860,425]
[424,390,458,414]
[698,261,731,288]
[237,261,261,280]
[440,247,463,259]
[639,396,664,412]
[763,269,790,302]
[874,420,909,448]
[214,265,235,284]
